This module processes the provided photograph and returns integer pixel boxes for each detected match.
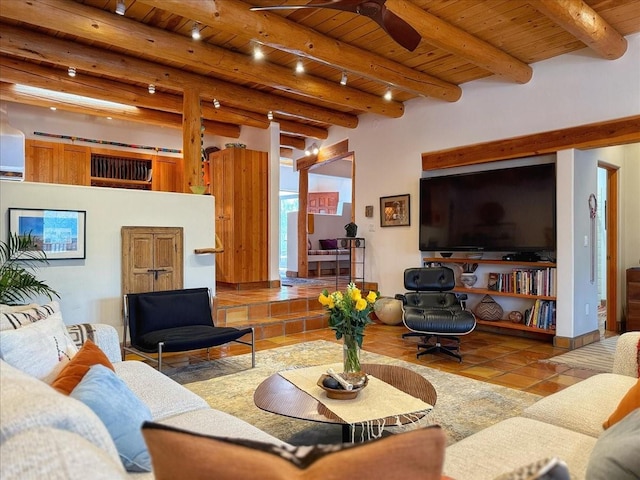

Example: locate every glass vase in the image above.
[342,334,362,382]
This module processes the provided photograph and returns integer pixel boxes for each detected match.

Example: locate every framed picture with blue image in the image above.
[8,208,86,260]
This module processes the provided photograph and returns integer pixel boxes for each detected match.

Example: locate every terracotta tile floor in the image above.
[133,278,613,398]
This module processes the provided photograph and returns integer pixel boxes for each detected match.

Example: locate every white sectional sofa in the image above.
[443,331,640,480]
[0,321,286,479]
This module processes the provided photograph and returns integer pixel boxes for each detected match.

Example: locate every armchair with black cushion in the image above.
[123,287,254,372]
[395,267,476,362]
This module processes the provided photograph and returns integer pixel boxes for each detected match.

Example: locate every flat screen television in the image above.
[419,163,556,253]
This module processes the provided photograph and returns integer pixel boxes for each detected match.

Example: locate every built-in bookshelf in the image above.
[90,153,152,190]
[423,257,557,337]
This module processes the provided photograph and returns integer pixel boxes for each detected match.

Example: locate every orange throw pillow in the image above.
[51,339,115,395]
[143,423,446,480]
[602,379,640,429]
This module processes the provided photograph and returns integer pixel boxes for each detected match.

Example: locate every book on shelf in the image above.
[524,299,556,330]
[487,272,499,291]
[486,267,557,297]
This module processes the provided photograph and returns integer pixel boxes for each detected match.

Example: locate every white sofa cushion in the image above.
[0,427,127,480]
[159,408,289,447]
[0,360,120,464]
[443,417,596,480]
[0,301,59,330]
[522,373,637,437]
[113,361,208,421]
[0,312,78,383]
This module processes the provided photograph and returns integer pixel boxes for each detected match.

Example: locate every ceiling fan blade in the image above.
[379,8,421,52]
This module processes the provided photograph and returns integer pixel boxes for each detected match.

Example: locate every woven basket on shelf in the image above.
[474,294,503,321]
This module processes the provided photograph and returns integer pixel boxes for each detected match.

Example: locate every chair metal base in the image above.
[415,334,463,362]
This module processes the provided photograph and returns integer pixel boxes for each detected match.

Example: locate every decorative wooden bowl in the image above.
[317,374,368,400]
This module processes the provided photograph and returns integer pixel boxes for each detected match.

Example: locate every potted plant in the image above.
[0,233,59,305]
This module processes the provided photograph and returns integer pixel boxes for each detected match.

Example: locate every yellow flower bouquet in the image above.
[319,283,377,375]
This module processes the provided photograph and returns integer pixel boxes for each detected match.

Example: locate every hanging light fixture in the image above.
[67,67,76,77]
[191,22,201,40]
[295,58,304,74]
[253,44,264,60]
[340,72,348,86]
[115,0,126,15]
[148,84,155,94]
[267,110,274,121]
[213,98,221,109]
[384,86,393,101]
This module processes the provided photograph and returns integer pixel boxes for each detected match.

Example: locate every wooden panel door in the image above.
[121,227,183,295]
[153,155,183,193]
[60,144,90,185]
[25,139,58,183]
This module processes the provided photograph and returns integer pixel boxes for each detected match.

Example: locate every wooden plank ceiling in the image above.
[0,0,638,145]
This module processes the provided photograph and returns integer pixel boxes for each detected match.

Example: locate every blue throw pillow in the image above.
[70,364,152,472]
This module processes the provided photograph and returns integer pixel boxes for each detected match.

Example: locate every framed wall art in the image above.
[380,194,410,227]
[8,208,86,260]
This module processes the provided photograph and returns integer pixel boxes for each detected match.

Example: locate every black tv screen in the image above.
[419,163,556,253]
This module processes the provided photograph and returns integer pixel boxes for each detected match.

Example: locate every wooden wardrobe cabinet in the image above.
[627,268,640,331]
[208,147,268,286]
[25,139,90,185]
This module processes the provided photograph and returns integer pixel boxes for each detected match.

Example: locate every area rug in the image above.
[539,335,618,373]
[174,341,541,446]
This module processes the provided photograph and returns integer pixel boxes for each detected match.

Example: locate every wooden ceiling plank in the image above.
[0,24,358,128]
[530,0,628,59]
[277,119,328,140]
[0,0,402,118]
[142,0,461,101]
[421,115,640,170]
[385,0,533,84]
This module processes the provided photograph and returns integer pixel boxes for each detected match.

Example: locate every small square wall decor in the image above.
[380,194,410,227]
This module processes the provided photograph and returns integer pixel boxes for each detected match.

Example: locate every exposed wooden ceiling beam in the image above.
[0,0,403,118]
[277,119,327,140]
[0,25,358,129]
[0,82,241,137]
[421,115,640,170]
[295,139,350,170]
[139,0,462,101]
[0,56,268,129]
[530,0,627,59]
[280,135,306,150]
[280,147,293,159]
[386,0,533,84]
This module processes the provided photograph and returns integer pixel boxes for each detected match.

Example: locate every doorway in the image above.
[597,164,619,334]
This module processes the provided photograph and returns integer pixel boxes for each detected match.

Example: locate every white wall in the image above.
[0,181,215,336]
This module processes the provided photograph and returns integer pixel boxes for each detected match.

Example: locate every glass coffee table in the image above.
[254,363,437,442]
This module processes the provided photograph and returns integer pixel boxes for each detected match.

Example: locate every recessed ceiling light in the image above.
[115,0,125,15]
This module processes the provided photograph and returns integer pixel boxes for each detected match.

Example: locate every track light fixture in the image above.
[267,110,274,121]
[67,67,76,77]
[384,87,393,101]
[191,22,201,40]
[148,84,155,94]
[295,59,304,73]
[115,0,126,15]
[304,142,320,156]
[213,98,221,109]
[340,72,347,86]
[253,44,264,60]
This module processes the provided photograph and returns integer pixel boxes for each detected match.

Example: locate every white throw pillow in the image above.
[0,311,78,383]
[0,301,60,331]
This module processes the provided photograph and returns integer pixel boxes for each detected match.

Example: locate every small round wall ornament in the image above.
[508,311,523,323]
[474,294,503,321]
